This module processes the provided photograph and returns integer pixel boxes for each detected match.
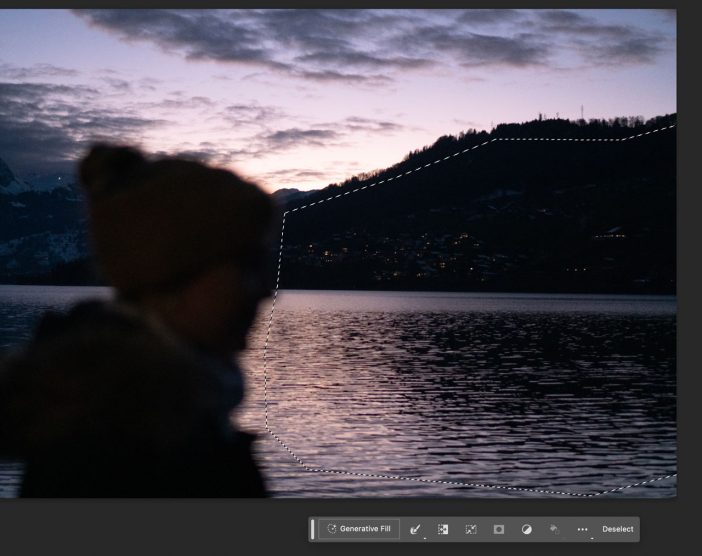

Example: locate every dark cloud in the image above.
[0,81,167,175]
[253,115,406,154]
[537,9,635,39]
[152,148,218,164]
[457,9,524,25]
[339,116,404,133]
[73,9,669,83]
[101,76,132,92]
[0,62,80,80]
[533,10,667,64]
[261,128,339,150]
[256,9,386,51]
[214,114,406,162]
[261,9,434,71]
[72,9,436,84]
[137,77,162,91]
[74,10,282,68]
[296,69,393,86]
[149,140,260,169]
[538,9,587,26]
[588,37,662,65]
[0,81,97,100]
[147,95,216,111]
[406,27,549,67]
[295,51,432,70]
[259,167,328,185]
[221,102,285,126]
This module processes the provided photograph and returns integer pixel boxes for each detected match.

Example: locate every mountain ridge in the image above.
[0,157,31,195]
[0,113,676,292]
[276,113,676,294]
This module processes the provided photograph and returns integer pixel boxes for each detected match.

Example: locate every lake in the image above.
[0,286,677,498]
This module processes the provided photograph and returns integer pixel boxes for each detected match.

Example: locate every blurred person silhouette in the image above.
[0,145,277,497]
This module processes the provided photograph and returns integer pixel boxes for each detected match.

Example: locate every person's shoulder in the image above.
[5,298,189,389]
[32,298,163,345]
[0,299,206,455]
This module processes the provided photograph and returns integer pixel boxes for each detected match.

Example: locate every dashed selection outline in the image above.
[260,123,677,497]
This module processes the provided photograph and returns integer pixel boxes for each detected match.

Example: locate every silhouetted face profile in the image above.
[200,253,273,354]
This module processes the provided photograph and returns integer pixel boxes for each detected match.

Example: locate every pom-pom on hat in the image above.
[79,144,276,295]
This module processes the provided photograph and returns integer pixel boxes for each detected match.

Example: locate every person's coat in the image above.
[0,299,266,497]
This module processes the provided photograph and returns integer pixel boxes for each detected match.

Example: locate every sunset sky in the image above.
[0,9,676,193]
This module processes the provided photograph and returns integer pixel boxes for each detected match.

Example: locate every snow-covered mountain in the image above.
[0,229,88,274]
[23,171,76,193]
[0,157,31,195]
[0,156,89,281]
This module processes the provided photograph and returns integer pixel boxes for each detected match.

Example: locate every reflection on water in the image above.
[239,290,676,498]
[0,287,676,497]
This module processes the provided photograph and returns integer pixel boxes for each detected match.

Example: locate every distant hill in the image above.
[0,113,676,293]
[271,187,317,205]
[277,114,676,294]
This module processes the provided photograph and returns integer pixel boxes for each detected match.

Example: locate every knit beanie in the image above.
[79,144,276,295]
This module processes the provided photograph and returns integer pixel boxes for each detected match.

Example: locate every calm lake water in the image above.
[0,286,677,498]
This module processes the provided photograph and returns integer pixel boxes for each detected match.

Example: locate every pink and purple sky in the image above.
[0,9,676,193]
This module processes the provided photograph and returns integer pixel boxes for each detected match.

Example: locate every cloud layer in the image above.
[74,9,670,82]
[0,81,167,173]
[0,9,674,188]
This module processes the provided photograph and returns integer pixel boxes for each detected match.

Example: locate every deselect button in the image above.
[602,525,636,534]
